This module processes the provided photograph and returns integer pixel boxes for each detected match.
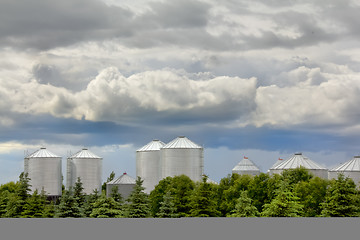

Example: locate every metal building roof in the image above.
[270,158,285,169]
[107,173,136,185]
[232,158,260,172]
[330,156,360,172]
[26,147,60,158]
[162,136,202,149]
[136,139,166,152]
[69,148,102,159]
[271,153,327,170]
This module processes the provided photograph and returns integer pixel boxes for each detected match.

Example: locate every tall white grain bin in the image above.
[24,147,62,197]
[328,156,360,186]
[136,139,166,194]
[232,157,261,176]
[67,148,102,194]
[267,157,285,173]
[269,153,328,178]
[106,172,136,200]
[161,136,204,182]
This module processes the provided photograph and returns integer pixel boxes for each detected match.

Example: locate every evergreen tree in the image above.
[281,167,313,185]
[110,185,123,203]
[4,172,31,217]
[21,189,47,218]
[228,190,260,217]
[156,190,178,218]
[320,174,360,217]
[83,189,100,217]
[73,177,86,208]
[54,188,84,218]
[261,184,304,217]
[90,194,123,218]
[102,171,116,193]
[0,190,11,217]
[126,176,150,218]
[188,175,221,217]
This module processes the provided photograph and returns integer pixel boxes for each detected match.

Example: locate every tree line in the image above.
[1,167,360,218]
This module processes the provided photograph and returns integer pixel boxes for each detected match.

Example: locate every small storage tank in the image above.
[24,147,62,197]
[328,156,360,186]
[67,148,102,194]
[161,136,204,182]
[106,172,136,200]
[232,157,261,176]
[268,153,328,178]
[136,139,166,194]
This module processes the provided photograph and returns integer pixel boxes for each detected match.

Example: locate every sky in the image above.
[1,0,360,184]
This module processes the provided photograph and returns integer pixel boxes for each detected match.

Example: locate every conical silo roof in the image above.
[69,148,102,159]
[232,157,260,172]
[330,156,360,172]
[272,153,327,170]
[136,139,166,152]
[270,158,285,169]
[162,136,202,149]
[26,147,60,158]
[107,173,136,184]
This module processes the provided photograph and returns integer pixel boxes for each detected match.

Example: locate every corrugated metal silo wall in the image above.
[107,183,135,200]
[329,171,360,186]
[27,157,62,196]
[136,150,161,194]
[161,148,204,182]
[69,158,102,195]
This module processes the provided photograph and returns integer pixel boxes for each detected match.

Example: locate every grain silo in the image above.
[267,158,285,173]
[328,156,360,186]
[136,139,166,194]
[66,148,102,195]
[161,136,204,182]
[232,157,261,176]
[106,172,136,200]
[268,153,328,178]
[24,147,62,197]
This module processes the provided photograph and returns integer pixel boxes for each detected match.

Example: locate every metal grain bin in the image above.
[161,136,204,182]
[328,156,360,186]
[269,153,328,179]
[24,147,62,196]
[66,148,102,194]
[232,157,261,176]
[106,172,136,200]
[136,139,166,194]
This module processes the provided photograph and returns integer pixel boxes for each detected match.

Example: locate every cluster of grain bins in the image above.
[24,147,103,197]
[136,136,204,194]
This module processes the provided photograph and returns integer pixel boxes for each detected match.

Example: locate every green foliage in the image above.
[320,174,360,217]
[261,184,304,217]
[90,194,123,218]
[188,175,220,217]
[21,189,47,218]
[247,173,282,212]
[73,177,85,208]
[219,174,253,216]
[110,185,123,203]
[294,177,329,217]
[54,188,84,218]
[0,181,18,194]
[150,175,195,217]
[281,167,313,185]
[83,189,101,217]
[4,172,32,217]
[102,171,116,193]
[126,176,150,218]
[228,190,259,217]
[156,191,179,218]
[0,190,11,217]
